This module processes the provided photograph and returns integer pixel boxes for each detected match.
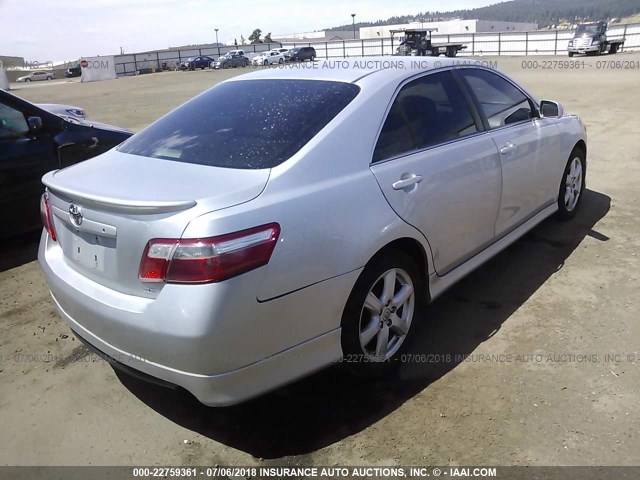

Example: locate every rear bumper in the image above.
[38,230,357,406]
[54,292,341,406]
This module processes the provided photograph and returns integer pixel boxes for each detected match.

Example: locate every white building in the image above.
[273,30,358,42]
[359,19,538,39]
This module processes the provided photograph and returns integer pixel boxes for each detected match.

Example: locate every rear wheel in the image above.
[557,148,586,220]
[263,59,268,66]
[341,250,423,377]
[25,78,31,82]
[610,44,619,54]
[278,58,283,64]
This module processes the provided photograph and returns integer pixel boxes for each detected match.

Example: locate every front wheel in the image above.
[340,250,423,377]
[568,52,574,57]
[557,148,586,220]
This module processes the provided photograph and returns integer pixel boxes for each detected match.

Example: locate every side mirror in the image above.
[540,100,563,118]
[27,116,43,133]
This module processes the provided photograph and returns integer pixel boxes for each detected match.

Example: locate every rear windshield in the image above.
[118,79,360,169]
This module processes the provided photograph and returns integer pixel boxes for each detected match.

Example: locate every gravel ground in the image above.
[0,54,639,467]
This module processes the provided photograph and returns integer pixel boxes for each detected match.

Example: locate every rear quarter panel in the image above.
[182,79,436,301]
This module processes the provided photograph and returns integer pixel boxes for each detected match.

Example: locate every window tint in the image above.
[373,70,478,162]
[119,80,360,169]
[459,69,533,129]
[0,103,29,140]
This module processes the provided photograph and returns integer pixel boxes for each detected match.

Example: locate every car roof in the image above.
[225,56,465,84]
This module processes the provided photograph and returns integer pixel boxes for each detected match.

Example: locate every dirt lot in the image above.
[1,55,639,467]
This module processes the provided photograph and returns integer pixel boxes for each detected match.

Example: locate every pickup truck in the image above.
[568,21,625,57]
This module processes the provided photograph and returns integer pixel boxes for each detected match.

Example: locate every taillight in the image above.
[139,223,280,284]
[40,193,57,241]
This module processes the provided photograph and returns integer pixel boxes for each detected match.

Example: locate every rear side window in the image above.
[459,69,533,129]
[373,70,478,162]
[119,80,359,169]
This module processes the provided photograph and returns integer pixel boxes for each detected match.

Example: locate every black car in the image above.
[65,65,82,78]
[211,54,249,69]
[285,47,316,62]
[180,56,215,70]
[0,90,132,238]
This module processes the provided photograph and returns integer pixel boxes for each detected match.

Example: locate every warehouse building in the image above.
[359,19,538,39]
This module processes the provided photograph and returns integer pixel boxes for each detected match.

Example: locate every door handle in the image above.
[392,175,423,190]
[499,142,518,155]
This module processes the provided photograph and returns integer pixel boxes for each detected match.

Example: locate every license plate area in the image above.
[70,231,113,272]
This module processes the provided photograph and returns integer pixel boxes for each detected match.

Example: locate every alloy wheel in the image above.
[564,156,583,212]
[359,268,415,361]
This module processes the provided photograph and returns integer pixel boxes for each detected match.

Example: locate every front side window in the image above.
[0,103,29,140]
[373,70,479,162]
[119,79,360,169]
[459,69,533,129]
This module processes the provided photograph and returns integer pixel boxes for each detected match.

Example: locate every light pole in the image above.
[214,28,219,45]
[351,13,356,39]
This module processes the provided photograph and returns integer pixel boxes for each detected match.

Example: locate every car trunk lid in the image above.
[43,149,270,297]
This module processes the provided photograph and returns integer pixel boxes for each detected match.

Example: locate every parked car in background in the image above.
[0,90,132,238]
[16,71,55,82]
[252,51,285,66]
[36,103,87,121]
[271,48,289,55]
[38,57,586,406]
[65,65,82,78]
[285,46,316,62]
[211,54,249,69]
[227,49,245,56]
[180,56,215,70]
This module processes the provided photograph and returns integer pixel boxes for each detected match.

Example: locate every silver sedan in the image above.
[39,57,587,406]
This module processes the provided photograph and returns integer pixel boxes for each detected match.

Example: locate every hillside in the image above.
[326,0,640,31]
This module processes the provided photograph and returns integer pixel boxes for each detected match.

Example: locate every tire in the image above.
[340,250,424,377]
[610,44,619,54]
[310,55,315,61]
[557,148,586,220]
[25,78,31,82]
[46,76,52,80]
[568,52,574,57]
[263,60,268,66]
[278,58,283,64]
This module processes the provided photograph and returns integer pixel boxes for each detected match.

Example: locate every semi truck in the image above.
[391,28,467,57]
[567,21,625,57]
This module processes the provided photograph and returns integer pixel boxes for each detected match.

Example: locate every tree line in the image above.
[325,0,640,31]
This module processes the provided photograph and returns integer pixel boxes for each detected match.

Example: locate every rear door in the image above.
[456,68,563,237]
[0,100,58,236]
[370,69,502,275]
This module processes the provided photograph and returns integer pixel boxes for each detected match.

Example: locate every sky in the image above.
[0,0,497,62]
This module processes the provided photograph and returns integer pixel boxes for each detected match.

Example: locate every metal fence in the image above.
[113,43,282,76]
[112,23,640,76]
[281,22,640,58]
